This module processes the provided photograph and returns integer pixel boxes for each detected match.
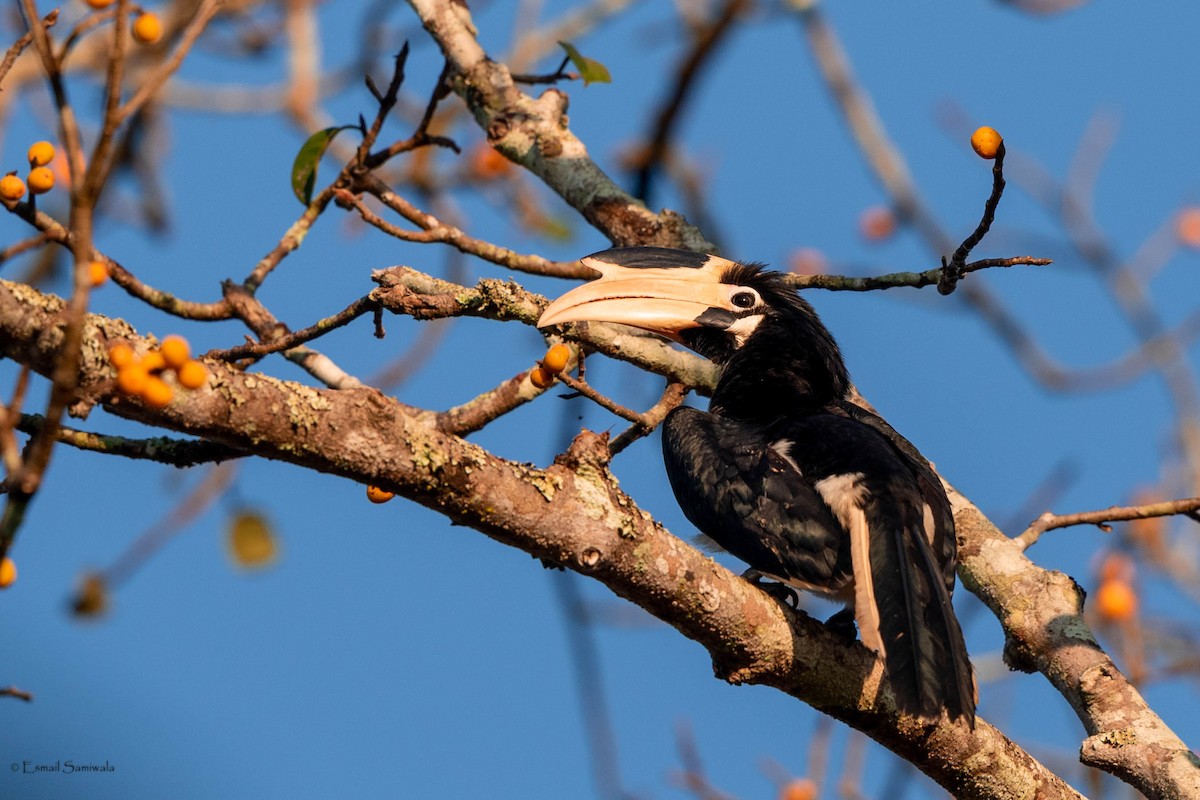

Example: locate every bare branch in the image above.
[939,143,1008,294]
[354,177,588,278]
[0,9,56,89]
[15,413,242,468]
[791,256,1050,293]
[1016,496,1200,551]
[0,685,33,702]
[208,295,379,363]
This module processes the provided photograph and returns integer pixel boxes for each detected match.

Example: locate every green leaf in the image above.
[291,127,348,205]
[558,41,611,87]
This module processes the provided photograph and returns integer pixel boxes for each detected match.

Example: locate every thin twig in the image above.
[792,254,1049,293]
[242,184,341,293]
[609,382,687,455]
[632,0,747,205]
[13,204,233,319]
[0,9,56,88]
[16,414,242,467]
[353,177,587,278]
[1016,496,1200,551]
[556,372,645,424]
[939,143,1007,294]
[208,295,379,362]
[0,686,33,702]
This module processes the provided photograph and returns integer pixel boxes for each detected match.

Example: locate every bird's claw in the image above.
[824,608,858,642]
[742,569,800,608]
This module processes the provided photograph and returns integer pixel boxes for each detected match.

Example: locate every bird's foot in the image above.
[824,608,858,642]
[742,569,800,608]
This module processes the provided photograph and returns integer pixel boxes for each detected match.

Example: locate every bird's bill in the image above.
[537,262,735,340]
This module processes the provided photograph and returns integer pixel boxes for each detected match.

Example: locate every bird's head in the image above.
[538,247,850,412]
[543,246,842,360]
[538,247,803,365]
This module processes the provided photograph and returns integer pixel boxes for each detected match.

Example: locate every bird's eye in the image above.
[730,290,759,309]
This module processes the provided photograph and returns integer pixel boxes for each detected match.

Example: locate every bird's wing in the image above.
[661,407,851,594]
[776,411,975,725]
[831,399,957,592]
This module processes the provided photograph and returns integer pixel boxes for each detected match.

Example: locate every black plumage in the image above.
[538,247,976,725]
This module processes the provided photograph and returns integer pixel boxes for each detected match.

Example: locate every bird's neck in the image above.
[709,314,850,422]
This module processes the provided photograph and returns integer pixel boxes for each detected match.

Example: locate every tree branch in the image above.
[1016,496,1200,551]
[405,0,715,251]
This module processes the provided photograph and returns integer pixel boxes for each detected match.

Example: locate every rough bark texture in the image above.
[952,490,1200,799]
[407,0,716,253]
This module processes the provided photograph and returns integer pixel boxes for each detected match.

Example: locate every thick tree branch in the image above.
[950,488,1200,797]
[405,0,715,252]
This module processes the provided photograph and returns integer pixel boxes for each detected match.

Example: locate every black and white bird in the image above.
[538,246,976,725]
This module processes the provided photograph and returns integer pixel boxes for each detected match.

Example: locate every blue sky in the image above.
[2,1,1199,798]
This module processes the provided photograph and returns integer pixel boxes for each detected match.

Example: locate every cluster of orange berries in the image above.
[108,335,208,409]
[530,343,571,389]
[0,140,58,203]
[83,0,163,44]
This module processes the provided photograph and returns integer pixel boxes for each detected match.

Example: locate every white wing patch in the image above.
[813,473,885,658]
[768,439,803,476]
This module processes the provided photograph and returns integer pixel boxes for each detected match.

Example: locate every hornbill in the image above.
[538,247,976,725]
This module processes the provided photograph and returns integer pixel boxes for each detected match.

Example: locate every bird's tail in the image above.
[852,503,976,726]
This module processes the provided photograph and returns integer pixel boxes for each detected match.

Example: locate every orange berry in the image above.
[141,375,173,409]
[176,359,208,390]
[789,248,828,276]
[779,778,817,800]
[27,141,54,167]
[1095,579,1137,622]
[1177,207,1200,249]
[366,485,395,504]
[529,366,555,389]
[858,205,896,242]
[971,126,1003,159]
[541,343,571,374]
[27,166,54,194]
[0,174,25,201]
[107,342,135,369]
[140,350,166,372]
[84,0,115,8]
[116,363,149,396]
[470,143,511,180]
[132,12,163,45]
[0,557,16,589]
[159,335,191,369]
[88,260,109,287]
